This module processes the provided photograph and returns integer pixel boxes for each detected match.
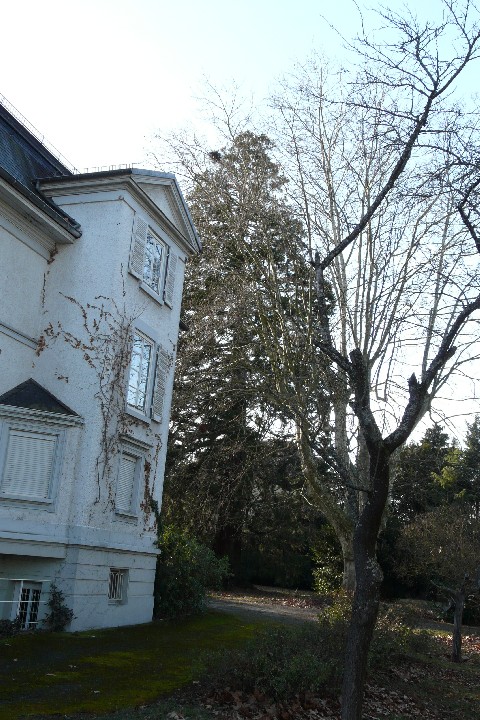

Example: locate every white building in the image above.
[0,100,200,631]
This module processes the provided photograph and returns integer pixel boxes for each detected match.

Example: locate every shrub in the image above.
[311,525,343,594]
[0,617,22,638]
[204,609,348,701]
[203,625,342,701]
[154,525,230,619]
[204,596,436,703]
[43,582,74,631]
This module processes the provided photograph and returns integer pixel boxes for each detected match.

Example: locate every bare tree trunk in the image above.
[341,549,382,720]
[452,586,466,663]
[339,534,356,592]
[341,445,389,720]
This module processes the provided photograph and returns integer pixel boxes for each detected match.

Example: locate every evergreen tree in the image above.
[163,132,325,578]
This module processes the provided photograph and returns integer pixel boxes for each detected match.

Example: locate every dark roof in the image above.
[0,379,78,416]
[0,102,81,236]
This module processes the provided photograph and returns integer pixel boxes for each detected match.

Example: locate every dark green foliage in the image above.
[154,525,230,619]
[453,415,480,515]
[381,420,480,597]
[311,523,343,593]
[163,131,331,584]
[43,582,74,632]
[389,424,452,524]
[0,617,21,638]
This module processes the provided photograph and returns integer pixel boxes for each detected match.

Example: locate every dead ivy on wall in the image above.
[37,276,168,526]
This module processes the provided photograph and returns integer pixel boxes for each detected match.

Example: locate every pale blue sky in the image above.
[1,0,475,171]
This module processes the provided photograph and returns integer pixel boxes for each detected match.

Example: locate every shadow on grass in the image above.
[0,611,261,719]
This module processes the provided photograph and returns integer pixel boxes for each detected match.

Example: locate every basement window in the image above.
[108,569,128,604]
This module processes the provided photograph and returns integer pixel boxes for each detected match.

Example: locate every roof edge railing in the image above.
[0,93,80,175]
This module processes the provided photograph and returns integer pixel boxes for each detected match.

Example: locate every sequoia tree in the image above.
[161,132,328,576]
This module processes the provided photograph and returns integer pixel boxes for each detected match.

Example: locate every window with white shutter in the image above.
[115,452,138,515]
[127,332,154,413]
[164,248,178,308]
[126,325,172,424]
[151,346,170,423]
[129,216,148,279]
[1,428,58,501]
[128,214,177,308]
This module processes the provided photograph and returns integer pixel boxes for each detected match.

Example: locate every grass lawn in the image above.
[1,598,479,720]
[0,611,259,720]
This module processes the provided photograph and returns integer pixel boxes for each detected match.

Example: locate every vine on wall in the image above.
[37,279,169,525]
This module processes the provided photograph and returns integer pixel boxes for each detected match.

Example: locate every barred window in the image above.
[108,568,128,603]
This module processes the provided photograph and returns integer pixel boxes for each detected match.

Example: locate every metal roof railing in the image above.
[0,93,80,175]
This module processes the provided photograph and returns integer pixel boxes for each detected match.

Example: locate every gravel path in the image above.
[207,592,321,624]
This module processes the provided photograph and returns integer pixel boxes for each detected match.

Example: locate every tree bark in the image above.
[452,587,466,663]
[341,444,390,720]
[341,551,383,720]
[339,535,356,592]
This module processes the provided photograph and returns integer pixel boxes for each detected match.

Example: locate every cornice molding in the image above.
[40,174,199,256]
[0,403,84,427]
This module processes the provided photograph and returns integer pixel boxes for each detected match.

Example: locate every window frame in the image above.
[141,228,167,300]
[0,413,68,510]
[126,330,155,418]
[128,214,178,308]
[125,323,170,425]
[12,580,43,629]
[108,568,128,604]
[114,436,150,519]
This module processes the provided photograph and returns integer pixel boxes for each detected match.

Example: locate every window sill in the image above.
[114,510,139,523]
[139,282,164,307]
[0,494,55,510]
[125,406,151,424]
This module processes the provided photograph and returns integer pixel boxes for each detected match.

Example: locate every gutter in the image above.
[0,166,81,238]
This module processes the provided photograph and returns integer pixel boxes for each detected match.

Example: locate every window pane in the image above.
[109,569,127,602]
[143,232,163,293]
[127,333,152,411]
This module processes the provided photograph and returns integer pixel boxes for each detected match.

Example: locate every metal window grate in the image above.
[108,569,127,602]
[17,587,41,629]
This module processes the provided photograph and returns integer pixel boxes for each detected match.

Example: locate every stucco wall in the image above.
[0,175,191,631]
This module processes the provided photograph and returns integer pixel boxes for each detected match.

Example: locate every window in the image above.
[126,329,170,423]
[127,332,153,412]
[12,581,43,629]
[108,569,128,603]
[116,453,137,514]
[0,425,62,505]
[129,215,178,307]
[143,230,165,295]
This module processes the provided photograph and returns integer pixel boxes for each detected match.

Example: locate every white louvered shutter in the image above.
[151,346,170,422]
[164,248,178,308]
[2,430,56,499]
[116,454,137,513]
[129,216,148,278]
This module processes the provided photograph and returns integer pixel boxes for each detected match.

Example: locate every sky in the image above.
[2,0,476,173]
[2,0,479,438]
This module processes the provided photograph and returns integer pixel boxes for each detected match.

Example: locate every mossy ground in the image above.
[0,611,259,720]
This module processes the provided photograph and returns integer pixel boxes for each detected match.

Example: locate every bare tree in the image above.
[266,2,480,717]
[152,4,480,715]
